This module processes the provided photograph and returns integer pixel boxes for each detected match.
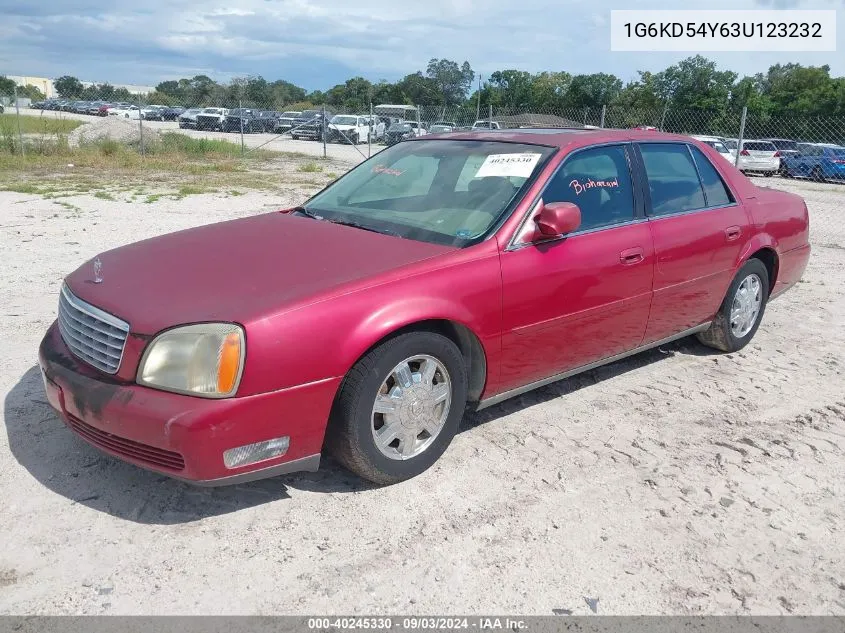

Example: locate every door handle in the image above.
[619,247,644,265]
[725,226,742,241]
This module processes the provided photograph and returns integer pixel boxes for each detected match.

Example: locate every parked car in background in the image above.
[781,143,845,181]
[38,129,810,486]
[256,110,281,132]
[290,110,332,140]
[273,111,302,134]
[762,138,800,158]
[472,120,502,130]
[141,105,167,121]
[737,140,780,176]
[429,121,458,133]
[222,108,264,133]
[384,121,427,145]
[107,105,141,120]
[178,108,202,129]
[691,135,736,164]
[195,107,229,131]
[160,106,186,121]
[328,114,384,144]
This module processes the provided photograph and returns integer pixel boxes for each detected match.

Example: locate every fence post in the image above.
[368,102,373,158]
[322,105,327,159]
[600,105,607,129]
[659,103,669,131]
[417,106,422,136]
[138,93,145,156]
[735,106,748,168]
[13,84,24,157]
[239,99,245,156]
[488,103,492,126]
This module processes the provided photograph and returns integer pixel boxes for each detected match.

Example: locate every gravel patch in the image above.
[67,117,162,147]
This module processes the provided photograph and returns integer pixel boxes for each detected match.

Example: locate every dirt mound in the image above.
[68,116,162,147]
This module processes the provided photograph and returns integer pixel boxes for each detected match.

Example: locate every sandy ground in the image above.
[0,170,843,615]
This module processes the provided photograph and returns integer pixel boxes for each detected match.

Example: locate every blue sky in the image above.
[0,0,842,91]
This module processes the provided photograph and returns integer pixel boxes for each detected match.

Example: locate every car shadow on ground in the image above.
[5,336,716,525]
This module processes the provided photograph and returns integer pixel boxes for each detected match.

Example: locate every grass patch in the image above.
[298,161,323,173]
[0,113,82,135]
[93,191,115,201]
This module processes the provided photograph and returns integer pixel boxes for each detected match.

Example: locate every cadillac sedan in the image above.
[38,129,811,486]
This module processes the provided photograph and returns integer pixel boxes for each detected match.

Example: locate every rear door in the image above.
[498,143,655,393]
[635,142,750,344]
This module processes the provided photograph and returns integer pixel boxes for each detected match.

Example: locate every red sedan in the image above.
[38,129,811,485]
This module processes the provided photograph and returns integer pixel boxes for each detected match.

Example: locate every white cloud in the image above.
[0,0,842,89]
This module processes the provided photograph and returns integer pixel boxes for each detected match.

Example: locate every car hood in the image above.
[65,212,454,335]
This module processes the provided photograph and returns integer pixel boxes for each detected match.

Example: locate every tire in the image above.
[326,331,468,485]
[697,258,769,353]
[811,166,824,182]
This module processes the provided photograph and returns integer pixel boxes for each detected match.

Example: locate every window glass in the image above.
[690,146,732,207]
[541,145,634,231]
[639,143,707,216]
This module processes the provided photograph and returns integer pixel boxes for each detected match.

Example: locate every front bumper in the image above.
[38,323,341,485]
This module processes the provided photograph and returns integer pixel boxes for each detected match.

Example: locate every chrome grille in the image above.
[58,284,129,374]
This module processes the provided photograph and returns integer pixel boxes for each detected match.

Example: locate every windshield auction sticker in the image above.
[476,153,542,178]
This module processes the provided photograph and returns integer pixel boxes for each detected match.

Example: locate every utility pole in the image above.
[476,73,482,121]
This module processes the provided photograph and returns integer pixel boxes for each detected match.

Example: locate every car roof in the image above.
[421,127,700,149]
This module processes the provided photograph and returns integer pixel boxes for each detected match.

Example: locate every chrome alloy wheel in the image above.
[730,273,762,338]
[371,355,452,460]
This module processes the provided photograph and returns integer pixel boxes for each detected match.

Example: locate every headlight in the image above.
[137,323,245,398]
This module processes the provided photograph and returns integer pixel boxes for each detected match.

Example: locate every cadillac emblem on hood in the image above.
[93,257,103,284]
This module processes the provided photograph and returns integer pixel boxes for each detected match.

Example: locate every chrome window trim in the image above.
[506,141,638,251]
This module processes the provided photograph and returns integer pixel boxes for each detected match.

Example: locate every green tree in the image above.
[425,58,475,104]
[486,70,535,110]
[54,75,84,98]
[0,76,17,98]
[530,71,572,111]
[398,72,441,106]
[563,73,623,109]
[652,55,736,110]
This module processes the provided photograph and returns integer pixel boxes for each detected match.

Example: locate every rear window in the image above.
[766,139,798,151]
[701,140,729,153]
[827,148,845,157]
[743,141,776,152]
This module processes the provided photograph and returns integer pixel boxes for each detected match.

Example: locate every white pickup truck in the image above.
[195,108,229,131]
[328,114,385,144]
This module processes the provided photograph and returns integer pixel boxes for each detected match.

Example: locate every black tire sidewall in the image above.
[721,259,769,350]
[340,333,467,482]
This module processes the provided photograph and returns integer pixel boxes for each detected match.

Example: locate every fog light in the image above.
[223,437,290,469]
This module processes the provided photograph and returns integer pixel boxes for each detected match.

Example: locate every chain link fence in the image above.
[3,93,843,245]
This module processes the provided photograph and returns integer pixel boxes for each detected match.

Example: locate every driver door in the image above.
[497,143,655,393]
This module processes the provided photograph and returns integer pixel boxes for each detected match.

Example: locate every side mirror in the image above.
[534,201,581,237]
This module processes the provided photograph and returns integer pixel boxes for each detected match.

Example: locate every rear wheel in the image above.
[697,258,769,353]
[326,332,468,485]
[811,166,824,182]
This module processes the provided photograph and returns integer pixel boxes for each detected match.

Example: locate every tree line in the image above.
[4,55,844,119]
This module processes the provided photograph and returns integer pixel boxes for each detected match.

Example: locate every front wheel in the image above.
[697,258,769,353]
[326,332,468,485]
[811,166,824,182]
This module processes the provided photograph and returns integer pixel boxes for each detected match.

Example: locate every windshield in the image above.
[281,111,300,118]
[301,140,554,247]
[332,115,358,126]
[723,139,738,150]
